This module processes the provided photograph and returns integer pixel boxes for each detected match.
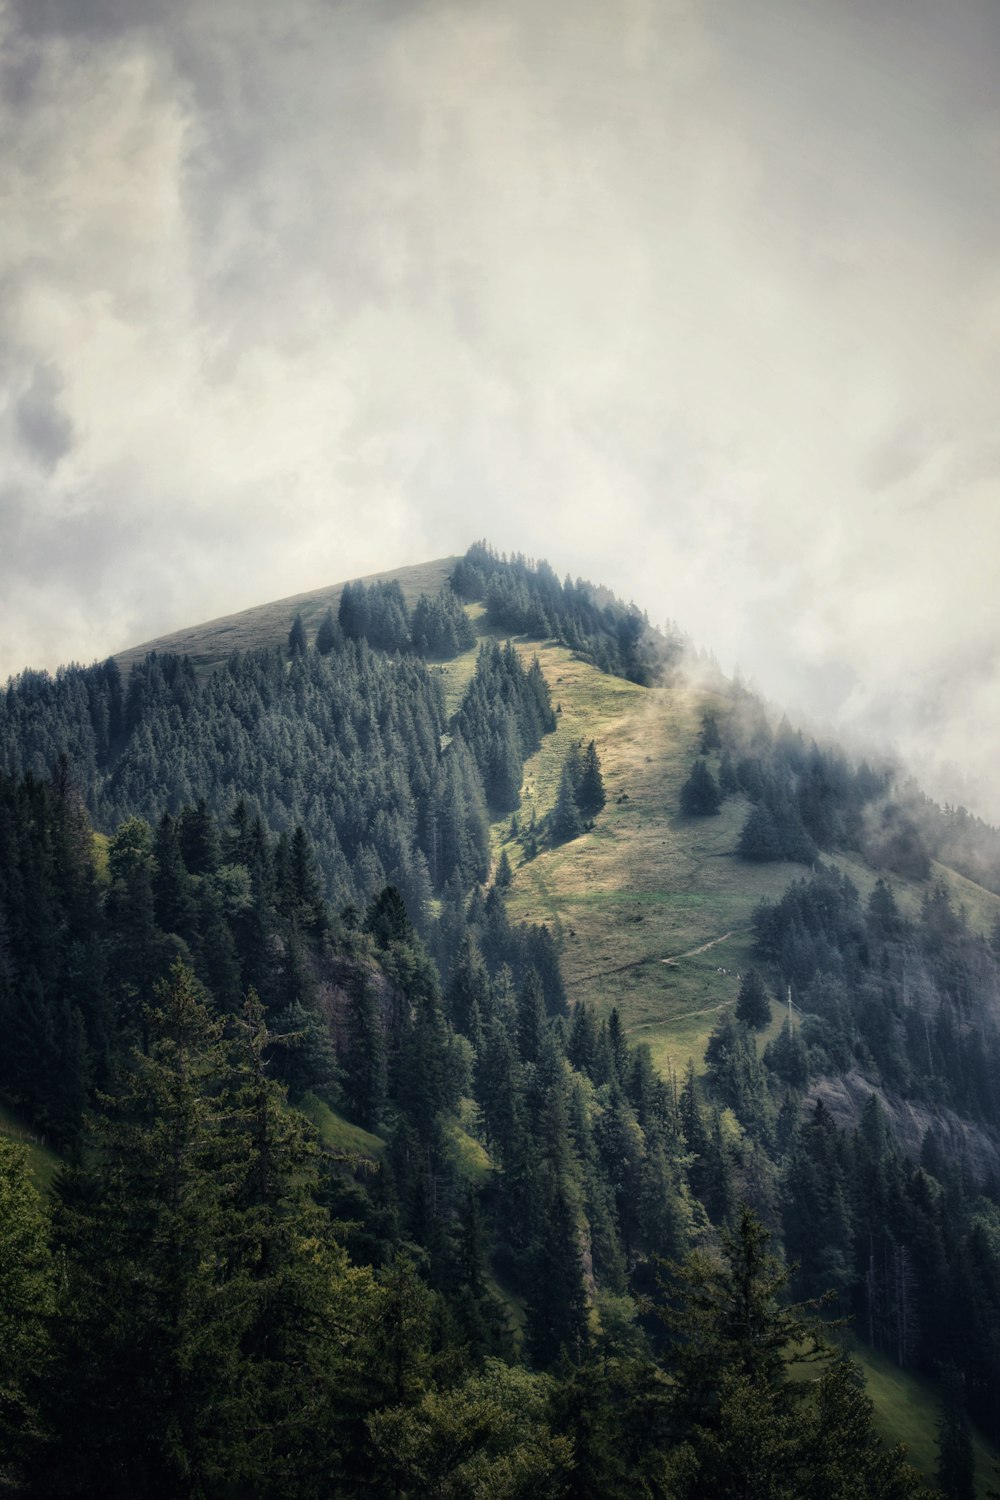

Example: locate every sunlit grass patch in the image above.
[0,1101,62,1191]
[299,1093,384,1161]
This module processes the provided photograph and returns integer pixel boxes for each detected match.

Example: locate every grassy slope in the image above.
[114,556,460,676]
[110,564,1000,1474]
[853,1341,996,1494]
[428,631,1000,1081]
[0,1102,62,1191]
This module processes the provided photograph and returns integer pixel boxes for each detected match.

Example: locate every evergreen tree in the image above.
[735,968,772,1030]
[698,711,722,753]
[739,802,784,861]
[680,759,722,816]
[314,607,339,655]
[764,1018,809,1090]
[551,764,583,843]
[576,740,606,818]
[660,1207,920,1499]
[288,613,307,657]
[936,1364,975,1500]
[44,963,244,1497]
[341,970,387,1129]
[0,1139,55,1480]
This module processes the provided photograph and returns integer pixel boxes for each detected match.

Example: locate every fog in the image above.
[3,0,999,814]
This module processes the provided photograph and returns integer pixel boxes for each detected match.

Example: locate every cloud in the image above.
[14,363,74,468]
[1,0,999,815]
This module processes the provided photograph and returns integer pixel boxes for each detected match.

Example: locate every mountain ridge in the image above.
[112,555,460,676]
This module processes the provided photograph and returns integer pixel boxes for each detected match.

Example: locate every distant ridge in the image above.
[113,555,459,675]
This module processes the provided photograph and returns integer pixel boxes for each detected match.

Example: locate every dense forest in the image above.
[2,546,999,1495]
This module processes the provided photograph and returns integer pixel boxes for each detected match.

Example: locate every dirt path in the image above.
[660,930,738,965]
[626,998,734,1034]
[569,928,745,986]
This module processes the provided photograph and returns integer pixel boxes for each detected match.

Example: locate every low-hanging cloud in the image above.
[2,0,1000,815]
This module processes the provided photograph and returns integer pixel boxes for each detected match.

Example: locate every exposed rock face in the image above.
[316,953,403,1050]
[809,1069,1000,1181]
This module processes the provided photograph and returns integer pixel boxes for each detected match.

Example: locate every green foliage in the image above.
[551,763,583,844]
[0,1138,55,1478]
[314,606,340,655]
[659,1208,923,1500]
[680,758,722,816]
[576,739,606,817]
[453,542,679,684]
[936,1365,976,1500]
[287,612,307,657]
[370,1359,571,1497]
[411,585,477,659]
[735,968,772,1030]
[455,639,556,814]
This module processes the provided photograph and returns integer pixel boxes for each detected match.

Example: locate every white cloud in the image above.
[2,0,1000,814]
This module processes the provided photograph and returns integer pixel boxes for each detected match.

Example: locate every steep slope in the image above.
[5,546,1000,1481]
[111,553,1000,1092]
[449,632,1000,1078]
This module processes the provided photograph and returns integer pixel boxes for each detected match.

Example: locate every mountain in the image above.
[1,541,998,1494]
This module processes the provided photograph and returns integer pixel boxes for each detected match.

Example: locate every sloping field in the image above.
[480,636,1000,1075]
[0,1101,62,1190]
[115,556,459,676]
[115,559,1000,1081]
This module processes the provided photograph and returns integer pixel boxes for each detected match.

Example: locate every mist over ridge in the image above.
[3,0,999,815]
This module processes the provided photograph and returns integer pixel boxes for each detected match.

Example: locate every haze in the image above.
[2,0,999,815]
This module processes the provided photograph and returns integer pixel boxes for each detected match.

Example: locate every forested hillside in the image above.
[1,544,998,1495]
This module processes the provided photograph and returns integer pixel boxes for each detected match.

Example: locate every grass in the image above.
[0,1101,62,1191]
[298,1093,384,1161]
[446,1111,495,1186]
[468,635,1000,1076]
[115,556,461,676]
[849,1340,997,1493]
[491,637,820,1063]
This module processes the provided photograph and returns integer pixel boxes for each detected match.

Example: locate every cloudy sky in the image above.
[3,0,1000,812]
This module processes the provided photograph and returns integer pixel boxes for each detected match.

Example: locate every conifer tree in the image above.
[314,606,339,655]
[177,798,220,876]
[735,968,771,1030]
[516,969,547,1065]
[679,758,722,816]
[659,1207,920,1499]
[576,740,606,817]
[738,802,784,861]
[0,1139,55,1478]
[342,969,387,1129]
[288,613,307,657]
[44,963,243,1497]
[936,1364,975,1500]
[551,763,583,843]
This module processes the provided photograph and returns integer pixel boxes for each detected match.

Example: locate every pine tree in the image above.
[342,969,387,1129]
[315,607,339,655]
[0,1139,55,1478]
[217,991,349,1492]
[551,764,583,843]
[680,759,722,816]
[288,613,307,657]
[735,968,771,1030]
[44,963,244,1497]
[516,969,547,1065]
[656,1207,921,1499]
[738,802,784,861]
[524,1055,589,1370]
[576,740,606,818]
[936,1364,975,1500]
